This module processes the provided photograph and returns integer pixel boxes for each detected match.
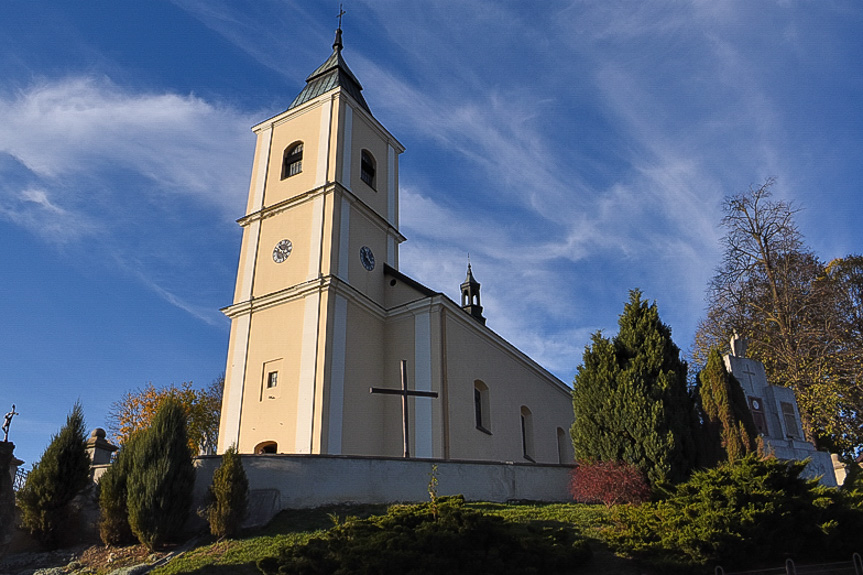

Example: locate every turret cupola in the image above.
[460,263,486,325]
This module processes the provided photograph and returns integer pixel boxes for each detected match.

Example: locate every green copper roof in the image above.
[288,29,370,113]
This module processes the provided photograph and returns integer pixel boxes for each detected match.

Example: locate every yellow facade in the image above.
[218,36,574,465]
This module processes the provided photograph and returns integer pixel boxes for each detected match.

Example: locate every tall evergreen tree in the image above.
[571,290,696,486]
[98,431,141,546]
[16,402,90,548]
[695,348,760,466]
[127,397,196,550]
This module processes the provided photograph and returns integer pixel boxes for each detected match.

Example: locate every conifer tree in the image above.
[127,397,195,550]
[206,445,248,538]
[98,431,140,546]
[16,402,90,548]
[695,348,759,466]
[571,290,697,486]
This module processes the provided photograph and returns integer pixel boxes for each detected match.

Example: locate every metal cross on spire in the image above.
[333,3,346,52]
[337,3,346,29]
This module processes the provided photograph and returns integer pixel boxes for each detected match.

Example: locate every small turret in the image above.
[460,263,486,325]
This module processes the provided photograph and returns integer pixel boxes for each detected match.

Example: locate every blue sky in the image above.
[2,1,862,467]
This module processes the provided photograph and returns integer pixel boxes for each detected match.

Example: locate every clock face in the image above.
[272,239,293,263]
[359,246,375,271]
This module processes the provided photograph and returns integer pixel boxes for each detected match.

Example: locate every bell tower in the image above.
[460,263,486,325]
[218,25,405,456]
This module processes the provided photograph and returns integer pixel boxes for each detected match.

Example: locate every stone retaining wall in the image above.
[192,454,574,527]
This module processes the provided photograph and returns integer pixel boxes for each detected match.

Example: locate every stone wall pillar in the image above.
[0,441,20,549]
[85,428,117,466]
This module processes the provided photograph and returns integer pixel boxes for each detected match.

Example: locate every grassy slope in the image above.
[151,502,643,575]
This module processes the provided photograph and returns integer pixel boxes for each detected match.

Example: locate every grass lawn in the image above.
[151,501,644,575]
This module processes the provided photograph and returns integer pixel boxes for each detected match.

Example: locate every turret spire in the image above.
[333,4,345,52]
[460,259,486,325]
[286,5,371,114]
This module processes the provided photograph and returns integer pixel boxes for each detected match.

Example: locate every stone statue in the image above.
[729,333,749,358]
[2,405,18,442]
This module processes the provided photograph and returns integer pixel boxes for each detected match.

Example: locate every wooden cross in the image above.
[370,360,438,458]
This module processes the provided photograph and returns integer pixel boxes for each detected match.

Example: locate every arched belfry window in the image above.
[282,142,303,179]
[360,149,376,188]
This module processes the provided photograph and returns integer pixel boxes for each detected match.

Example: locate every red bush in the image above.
[569,460,650,507]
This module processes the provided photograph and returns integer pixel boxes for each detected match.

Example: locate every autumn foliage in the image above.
[108,378,222,454]
[569,460,650,507]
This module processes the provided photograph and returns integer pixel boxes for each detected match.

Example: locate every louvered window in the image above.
[360,149,376,188]
[282,142,303,179]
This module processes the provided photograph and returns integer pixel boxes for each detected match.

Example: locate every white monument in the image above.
[724,335,837,486]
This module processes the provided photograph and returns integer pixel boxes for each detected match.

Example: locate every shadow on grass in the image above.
[254,503,390,537]
[166,564,259,575]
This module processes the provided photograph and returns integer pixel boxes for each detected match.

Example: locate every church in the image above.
[216,27,575,466]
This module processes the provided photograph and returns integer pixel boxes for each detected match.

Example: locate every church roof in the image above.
[287,29,371,114]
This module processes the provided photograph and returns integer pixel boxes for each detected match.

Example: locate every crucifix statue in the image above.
[2,405,19,442]
[370,360,438,458]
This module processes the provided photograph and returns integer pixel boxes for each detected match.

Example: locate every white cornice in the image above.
[237,183,406,245]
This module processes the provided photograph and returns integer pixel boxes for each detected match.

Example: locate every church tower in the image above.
[217,26,405,455]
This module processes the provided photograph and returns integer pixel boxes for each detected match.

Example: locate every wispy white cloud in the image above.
[0,187,101,243]
[0,76,256,215]
[0,76,255,319]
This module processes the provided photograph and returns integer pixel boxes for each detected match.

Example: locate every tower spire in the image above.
[460,259,486,325]
[333,4,345,52]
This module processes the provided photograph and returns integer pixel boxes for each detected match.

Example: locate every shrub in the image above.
[16,402,90,548]
[206,445,249,538]
[605,454,863,569]
[98,432,141,546]
[127,397,196,550]
[257,496,592,575]
[569,460,650,507]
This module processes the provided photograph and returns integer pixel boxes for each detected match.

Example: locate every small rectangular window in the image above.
[267,371,278,388]
[474,388,483,429]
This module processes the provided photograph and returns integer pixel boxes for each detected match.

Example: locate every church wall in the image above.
[232,220,259,303]
[233,298,308,454]
[337,299,389,455]
[382,305,446,459]
[383,274,434,309]
[343,199,388,305]
[244,126,270,216]
[339,103,393,219]
[261,101,332,207]
[442,316,574,465]
[251,200,321,299]
[218,314,250,450]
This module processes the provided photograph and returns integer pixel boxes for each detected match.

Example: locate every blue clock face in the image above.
[360,246,375,271]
